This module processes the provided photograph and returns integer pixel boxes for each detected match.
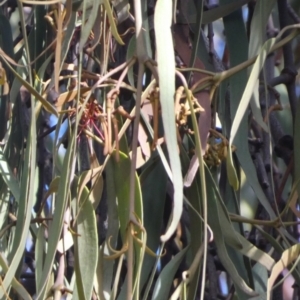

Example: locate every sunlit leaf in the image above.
[103,0,125,45]
[267,244,300,300]
[154,0,183,242]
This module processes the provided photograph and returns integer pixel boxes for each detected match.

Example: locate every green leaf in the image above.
[35,134,76,299]
[126,36,136,88]
[151,246,189,300]
[205,166,243,249]
[78,165,103,209]
[252,263,268,299]
[154,0,183,242]
[267,244,300,300]
[112,151,143,241]
[79,0,100,51]
[0,148,20,202]
[0,12,14,139]
[294,100,300,215]
[139,157,168,293]
[46,11,77,92]
[0,253,32,300]
[236,233,274,271]
[141,0,152,59]
[255,225,300,285]
[248,0,277,58]
[1,89,37,297]
[99,159,120,298]
[202,0,251,24]
[247,0,277,134]
[230,38,276,144]
[35,226,45,292]
[72,0,95,10]
[220,0,276,220]
[0,55,58,115]
[112,0,130,24]
[112,151,143,299]
[206,168,256,296]
[0,185,10,253]
[103,0,125,45]
[185,175,202,300]
[73,177,98,300]
[0,12,15,79]
[188,0,204,81]
[32,6,48,71]
[228,37,276,204]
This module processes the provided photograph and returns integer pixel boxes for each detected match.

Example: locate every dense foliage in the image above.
[1,0,300,299]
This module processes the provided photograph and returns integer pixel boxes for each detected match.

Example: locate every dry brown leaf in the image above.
[55,87,91,108]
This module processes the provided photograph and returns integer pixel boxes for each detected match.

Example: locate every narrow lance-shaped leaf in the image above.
[0,87,37,297]
[228,38,276,193]
[72,177,98,300]
[103,0,125,45]
[35,135,76,299]
[151,246,189,300]
[79,0,99,51]
[154,0,183,242]
[0,148,20,202]
[267,244,300,300]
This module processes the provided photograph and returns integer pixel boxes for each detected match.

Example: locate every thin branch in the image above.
[287,2,300,24]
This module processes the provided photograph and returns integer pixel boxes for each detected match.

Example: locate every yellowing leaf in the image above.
[55,87,91,108]
[267,244,300,300]
[103,0,125,45]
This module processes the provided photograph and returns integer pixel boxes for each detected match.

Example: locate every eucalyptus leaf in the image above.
[73,177,98,300]
[154,0,183,242]
[151,246,189,300]
[0,148,20,202]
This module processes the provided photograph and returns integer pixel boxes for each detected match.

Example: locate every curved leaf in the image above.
[0,148,20,202]
[151,246,189,300]
[267,244,300,300]
[154,0,183,242]
[79,0,100,51]
[73,177,98,300]
[103,0,125,45]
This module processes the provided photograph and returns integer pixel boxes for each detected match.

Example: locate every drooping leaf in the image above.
[154,0,183,242]
[0,85,37,297]
[35,134,76,299]
[151,246,189,300]
[206,167,256,296]
[73,177,98,300]
[103,0,125,45]
[252,262,268,299]
[267,244,300,300]
[0,252,32,300]
[99,159,120,298]
[220,0,276,221]
[111,151,143,241]
[202,0,251,24]
[0,148,20,202]
[139,157,168,293]
[79,0,100,51]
